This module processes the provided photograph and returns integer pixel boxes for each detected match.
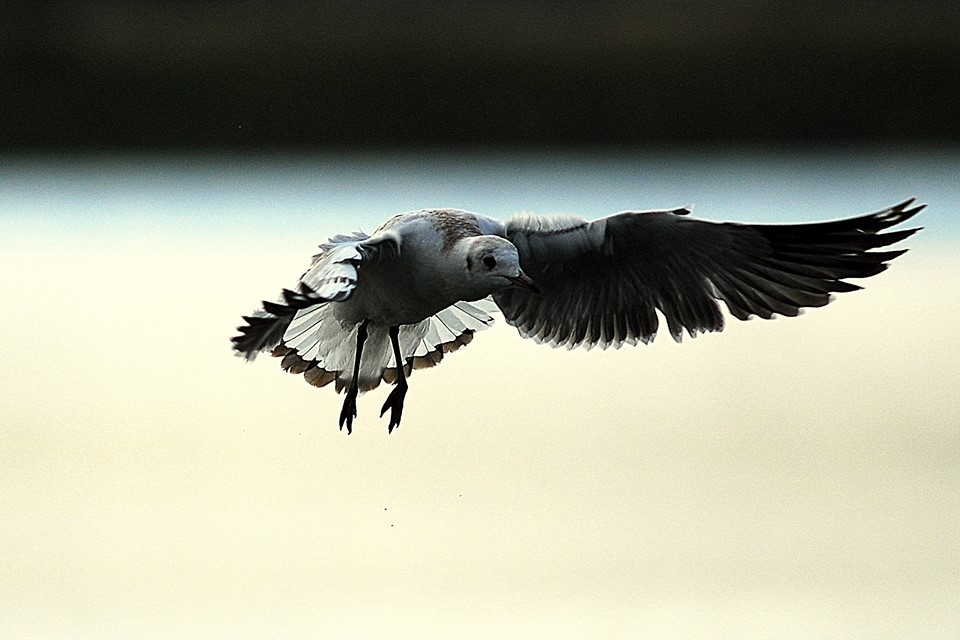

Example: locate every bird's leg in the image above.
[380,325,408,433]
[339,319,369,434]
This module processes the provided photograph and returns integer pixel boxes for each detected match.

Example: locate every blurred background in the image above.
[3,3,959,639]
[3,0,960,151]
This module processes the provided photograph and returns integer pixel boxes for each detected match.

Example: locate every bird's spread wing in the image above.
[230,230,398,359]
[493,199,923,349]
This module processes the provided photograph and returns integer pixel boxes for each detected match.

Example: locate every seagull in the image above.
[232,199,923,433]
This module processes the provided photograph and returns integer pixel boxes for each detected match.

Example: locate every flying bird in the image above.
[232,199,923,433]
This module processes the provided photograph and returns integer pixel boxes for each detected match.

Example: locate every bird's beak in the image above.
[505,271,540,294]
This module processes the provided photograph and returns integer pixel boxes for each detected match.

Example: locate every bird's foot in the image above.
[379,382,408,434]
[339,387,359,434]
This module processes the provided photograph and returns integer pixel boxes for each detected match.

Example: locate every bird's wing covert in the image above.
[230,230,398,358]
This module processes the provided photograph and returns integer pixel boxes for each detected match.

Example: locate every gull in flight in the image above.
[232,199,923,433]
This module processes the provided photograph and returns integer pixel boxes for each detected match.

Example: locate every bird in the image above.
[232,199,923,434]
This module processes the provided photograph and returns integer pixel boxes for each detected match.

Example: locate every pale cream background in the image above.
[1,221,957,638]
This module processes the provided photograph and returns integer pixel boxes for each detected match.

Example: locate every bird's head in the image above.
[463,236,539,297]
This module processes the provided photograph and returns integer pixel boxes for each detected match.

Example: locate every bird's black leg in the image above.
[339,319,369,434]
[380,325,408,433]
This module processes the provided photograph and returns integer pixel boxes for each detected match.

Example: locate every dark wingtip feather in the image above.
[871,227,921,247]
[865,198,925,234]
[231,302,299,359]
[261,300,289,316]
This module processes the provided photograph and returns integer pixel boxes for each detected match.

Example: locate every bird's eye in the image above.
[482,255,497,269]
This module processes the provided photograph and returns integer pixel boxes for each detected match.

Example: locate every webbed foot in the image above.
[339,388,359,434]
[379,382,408,433]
